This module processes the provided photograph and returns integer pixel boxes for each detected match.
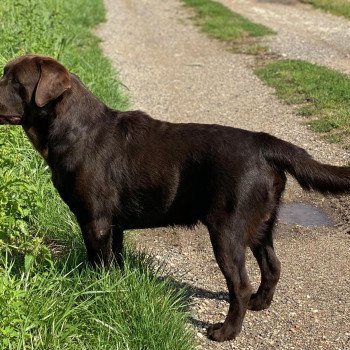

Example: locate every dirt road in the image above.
[96,1,350,348]
[219,0,350,75]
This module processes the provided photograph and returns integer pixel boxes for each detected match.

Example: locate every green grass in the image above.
[301,0,350,19]
[256,59,350,145]
[0,0,195,349]
[0,253,193,350]
[181,0,274,52]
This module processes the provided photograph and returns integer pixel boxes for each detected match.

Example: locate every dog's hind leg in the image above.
[204,170,285,341]
[248,209,281,311]
[247,171,285,311]
[206,216,253,342]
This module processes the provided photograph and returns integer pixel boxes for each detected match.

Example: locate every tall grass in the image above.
[0,0,195,348]
[1,253,193,350]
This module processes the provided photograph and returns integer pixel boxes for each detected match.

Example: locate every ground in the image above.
[220,0,350,75]
[96,0,350,348]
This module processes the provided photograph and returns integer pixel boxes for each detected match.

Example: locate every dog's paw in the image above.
[247,292,272,311]
[207,323,237,342]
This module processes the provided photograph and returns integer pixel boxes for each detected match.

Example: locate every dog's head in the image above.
[0,54,71,125]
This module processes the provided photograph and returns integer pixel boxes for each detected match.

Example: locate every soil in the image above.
[96,1,350,348]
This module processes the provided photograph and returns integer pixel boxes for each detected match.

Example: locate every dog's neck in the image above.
[54,75,107,119]
[48,77,110,170]
[22,75,109,163]
[22,101,54,160]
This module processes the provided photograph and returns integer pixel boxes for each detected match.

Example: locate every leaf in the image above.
[24,254,35,272]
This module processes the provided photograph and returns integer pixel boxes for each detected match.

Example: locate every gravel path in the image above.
[218,0,350,75]
[96,0,350,348]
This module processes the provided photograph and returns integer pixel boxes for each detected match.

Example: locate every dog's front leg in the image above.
[112,226,124,268]
[80,217,114,267]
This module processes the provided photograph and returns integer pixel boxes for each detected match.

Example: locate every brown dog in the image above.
[0,55,349,342]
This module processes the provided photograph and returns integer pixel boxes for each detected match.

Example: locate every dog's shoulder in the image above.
[115,110,165,137]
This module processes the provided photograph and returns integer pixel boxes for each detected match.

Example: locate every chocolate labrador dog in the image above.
[0,55,349,342]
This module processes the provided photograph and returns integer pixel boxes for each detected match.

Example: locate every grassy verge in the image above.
[1,253,192,350]
[256,59,350,145]
[181,0,274,53]
[300,0,350,19]
[0,0,194,349]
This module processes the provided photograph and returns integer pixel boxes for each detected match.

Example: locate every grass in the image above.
[0,0,195,349]
[181,0,274,53]
[256,59,350,145]
[0,253,192,350]
[300,0,350,19]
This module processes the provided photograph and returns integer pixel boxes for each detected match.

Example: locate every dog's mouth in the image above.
[0,115,22,125]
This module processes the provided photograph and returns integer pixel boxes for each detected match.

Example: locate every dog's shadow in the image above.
[156,274,230,330]
[160,275,229,302]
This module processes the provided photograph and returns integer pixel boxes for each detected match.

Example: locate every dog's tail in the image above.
[258,132,350,194]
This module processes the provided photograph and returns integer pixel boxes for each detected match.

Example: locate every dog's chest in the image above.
[23,124,49,160]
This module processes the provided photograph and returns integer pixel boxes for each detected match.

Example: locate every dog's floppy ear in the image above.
[35,58,71,107]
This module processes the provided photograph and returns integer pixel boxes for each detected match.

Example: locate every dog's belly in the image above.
[119,203,202,230]
[117,189,207,230]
